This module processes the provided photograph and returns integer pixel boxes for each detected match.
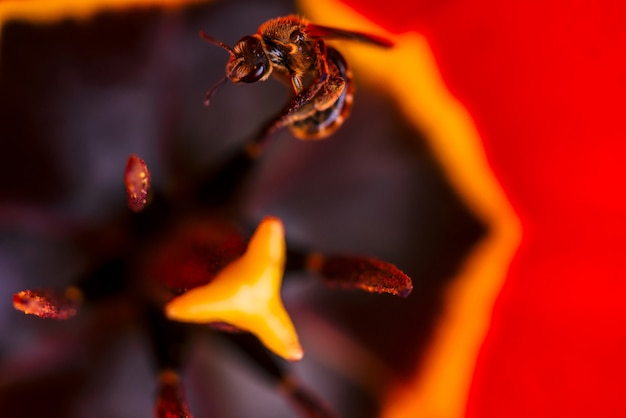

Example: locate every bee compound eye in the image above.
[240,63,266,83]
[289,29,305,43]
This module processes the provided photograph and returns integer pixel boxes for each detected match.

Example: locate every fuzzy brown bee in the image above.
[201,15,392,144]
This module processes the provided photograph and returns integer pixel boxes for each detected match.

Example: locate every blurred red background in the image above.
[344,0,626,416]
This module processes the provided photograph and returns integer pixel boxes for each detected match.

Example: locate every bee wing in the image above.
[305,24,393,48]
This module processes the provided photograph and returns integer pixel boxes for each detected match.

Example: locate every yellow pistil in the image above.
[165,217,303,361]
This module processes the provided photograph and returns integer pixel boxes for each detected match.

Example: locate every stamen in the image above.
[281,376,338,418]
[125,154,151,212]
[155,369,192,418]
[13,287,83,319]
[307,253,413,298]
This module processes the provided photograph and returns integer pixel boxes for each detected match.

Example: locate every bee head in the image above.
[227,36,271,83]
[200,31,271,106]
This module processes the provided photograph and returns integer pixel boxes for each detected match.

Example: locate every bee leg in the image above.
[313,71,345,112]
[258,72,328,137]
[250,40,331,152]
[283,72,343,126]
[289,65,344,121]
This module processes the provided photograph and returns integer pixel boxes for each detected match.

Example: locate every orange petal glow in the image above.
[0,0,201,35]
[165,217,303,361]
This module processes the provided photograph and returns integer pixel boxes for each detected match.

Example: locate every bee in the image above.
[201,15,392,147]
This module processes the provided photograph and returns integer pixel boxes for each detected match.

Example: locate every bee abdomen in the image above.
[289,48,354,140]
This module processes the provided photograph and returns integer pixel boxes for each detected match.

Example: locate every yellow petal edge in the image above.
[165,217,303,361]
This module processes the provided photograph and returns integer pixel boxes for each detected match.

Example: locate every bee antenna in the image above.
[199,30,235,55]
[203,76,229,107]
